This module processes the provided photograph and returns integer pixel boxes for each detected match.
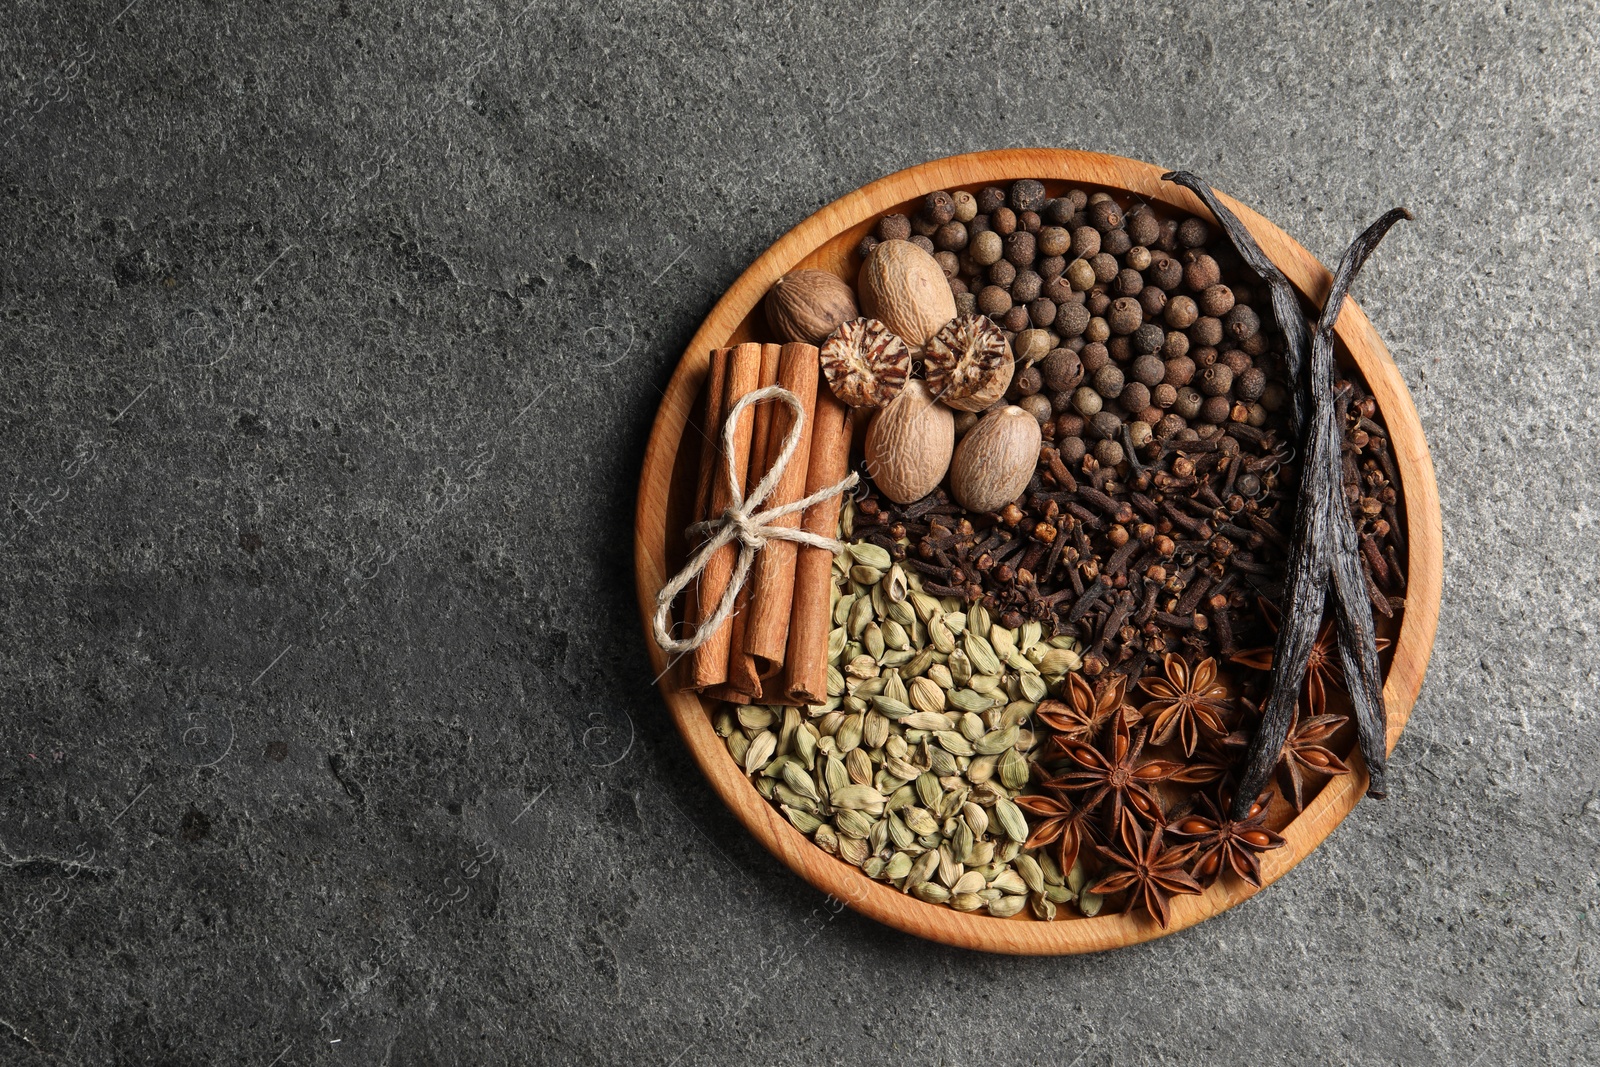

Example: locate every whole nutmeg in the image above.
[924,314,1015,412]
[764,269,859,345]
[864,380,955,504]
[858,240,958,351]
[948,406,1043,513]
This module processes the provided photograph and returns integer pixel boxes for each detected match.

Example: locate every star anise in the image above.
[1035,672,1137,753]
[1277,708,1352,810]
[1231,601,1391,718]
[1013,781,1099,875]
[1167,791,1286,888]
[1136,653,1231,757]
[1051,713,1185,831]
[1088,814,1203,928]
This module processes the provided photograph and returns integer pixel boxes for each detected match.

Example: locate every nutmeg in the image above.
[864,381,955,504]
[857,239,958,351]
[948,405,1042,513]
[764,269,859,345]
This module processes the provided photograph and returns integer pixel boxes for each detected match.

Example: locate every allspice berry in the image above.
[1107,297,1143,335]
[1055,301,1091,337]
[1152,383,1177,408]
[1131,354,1165,387]
[1071,386,1102,417]
[1029,297,1057,328]
[1066,258,1096,292]
[1079,341,1110,372]
[1058,434,1086,462]
[1094,438,1125,466]
[1090,253,1119,284]
[989,259,1017,287]
[1165,295,1199,329]
[1183,254,1222,292]
[877,214,912,242]
[1132,323,1165,355]
[970,230,1004,266]
[1190,316,1224,347]
[1161,330,1190,360]
[1199,395,1232,424]
[1174,386,1203,419]
[1037,255,1065,280]
[1018,393,1053,423]
[1088,411,1121,442]
[1092,364,1125,399]
[1163,355,1196,387]
[1042,348,1083,392]
[1010,179,1047,212]
[1037,226,1071,257]
[1012,269,1043,304]
[1003,230,1036,267]
[1010,363,1043,397]
[1222,349,1253,376]
[1148,254,1183,292]
[1199,363,1234,397]
[934,221,969,252]
[992,207,1018,235]
[977,186,1007,214]
[1114,267,1144,297]
[1225,304,1261,340]
[1103,229,1132,257]
[1120,381,1151,414]
[1235,366,1267,401]
[953,190,978,222]
[1087,198,1123,232]
[1178,217,1212,248]
[1070,226,1101,260]
[1001,306,1030,332]
[977,285,1012,318]
[1138,285,1168,318]
[1127,210,1160,247]
[1199,284,1235,317]
[921,190,956,225]
[1124,245,1152,271]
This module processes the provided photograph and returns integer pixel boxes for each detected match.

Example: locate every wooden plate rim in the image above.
[633,148,1442,955]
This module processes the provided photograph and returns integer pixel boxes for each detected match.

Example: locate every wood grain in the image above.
[634,149,1442,955]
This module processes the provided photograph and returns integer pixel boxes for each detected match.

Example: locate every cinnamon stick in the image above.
[744,342,820,680]
[785,378,852,706]
[682,347,732,641]
[720,343,783,701]
[687,342,763,690]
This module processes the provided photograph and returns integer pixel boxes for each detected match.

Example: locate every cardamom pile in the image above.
[718,500,1104,920]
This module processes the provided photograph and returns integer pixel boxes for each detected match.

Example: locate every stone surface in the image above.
[1,1,1596,1063]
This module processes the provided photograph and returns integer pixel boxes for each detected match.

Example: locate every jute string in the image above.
[652,385,858,655]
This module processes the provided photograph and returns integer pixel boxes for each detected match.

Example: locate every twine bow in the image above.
[652,385,858,655]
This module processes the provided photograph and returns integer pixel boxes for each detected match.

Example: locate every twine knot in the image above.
[652,385,858,655]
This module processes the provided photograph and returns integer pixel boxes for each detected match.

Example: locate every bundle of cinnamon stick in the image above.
[681,341,851,706]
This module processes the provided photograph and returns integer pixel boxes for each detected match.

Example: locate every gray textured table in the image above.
[2,2,1596,1063]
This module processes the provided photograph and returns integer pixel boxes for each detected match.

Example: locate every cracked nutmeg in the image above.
[819,317,912,409]
[923,313,1016,412]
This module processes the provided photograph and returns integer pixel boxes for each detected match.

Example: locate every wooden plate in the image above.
[634,149,1441,954]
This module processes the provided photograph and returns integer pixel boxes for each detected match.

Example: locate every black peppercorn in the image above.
[1235,366,1267,401]
[1004,230,1036,267]
[977,285,1012,317]
[934,221,969,252]
[876,214,911,242]
[1190,316,1224,347]
[1183,254,1222,292]
[1164,295,1199,329]
[1108,297,1143,335]
[1087,198,1123,232]
[1178,217,1212,248]
[1103,229,1132,256]
[1029,297,1057,328]
[1001,306,1030,332]
[1012,269,1043,304]
[1127,210,1161,247]
[988,259,1017,287]
[922,190,956,225]
[1225,304,1261,341]
[992,207,1018,236]
[1054,299,1090,336]
[1131,323,1165,356]
[1010,179,1047,212]
[1114,267,1144,297]
[977,187,1007,214]
[1198,284,1235,317]
[1092,364,1125,398]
